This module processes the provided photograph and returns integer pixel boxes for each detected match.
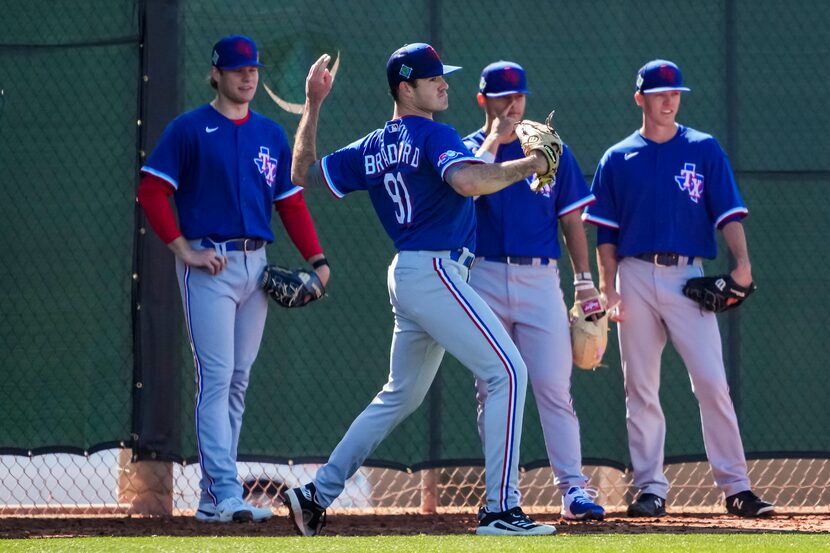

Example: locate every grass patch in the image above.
[3,534,830,552]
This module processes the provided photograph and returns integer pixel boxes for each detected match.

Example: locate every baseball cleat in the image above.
[626,493,666,517]
[197,498,272,523]
[194,503,220,523]
[284,483,327,536]
[725,490,775,517]
[208,496,272,523]
[475,506,557,536]
[197,499,255,523]
[562,486,605,521]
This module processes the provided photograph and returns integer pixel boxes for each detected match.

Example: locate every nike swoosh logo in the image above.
[205,126,219,133]
[624,152,639,160]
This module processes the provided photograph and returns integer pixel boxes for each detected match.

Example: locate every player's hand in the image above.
[314,263,331,288]
[730,263,752,288]
[488,100,519,144]
[186,248,228,275]
[575,286,604,322]
[529,150,551,175]
[306,54,334,106]
[603,287,624,322]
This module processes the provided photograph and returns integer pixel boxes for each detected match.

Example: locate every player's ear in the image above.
[399,81,414,99]
[476,93,486,108]
[634,91,644,108]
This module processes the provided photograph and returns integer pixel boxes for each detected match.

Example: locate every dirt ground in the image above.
[2,512,829,539]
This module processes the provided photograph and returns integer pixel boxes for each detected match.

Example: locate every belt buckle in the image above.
[505,256,514,265]
[653,253,679,267]
[653,253,669,268]
[243,239,253,253]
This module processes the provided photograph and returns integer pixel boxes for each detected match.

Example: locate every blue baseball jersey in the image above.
[141,103,301,242]
[463,132,594,259]
[583,125,747,259]
[320,116,483,251]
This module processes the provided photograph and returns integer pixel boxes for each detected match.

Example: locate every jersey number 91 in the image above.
[384,172,413,226]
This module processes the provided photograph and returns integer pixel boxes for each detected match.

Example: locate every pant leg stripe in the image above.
[183,265,218,505]
[433,259,517,511]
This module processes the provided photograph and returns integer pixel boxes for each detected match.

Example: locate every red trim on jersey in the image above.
[275,191,323,259]
[559,195,597,218]
[716,212,746,230]
[137,173,181,244]
[231,111,251,126]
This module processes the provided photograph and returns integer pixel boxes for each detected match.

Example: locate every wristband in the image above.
[312,257,329,270]
[574,282,596,291]
[574,271,593,282]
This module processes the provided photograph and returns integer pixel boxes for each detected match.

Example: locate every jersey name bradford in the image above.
[364,141,421,175]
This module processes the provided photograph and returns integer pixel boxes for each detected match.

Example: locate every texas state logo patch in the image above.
[674,162,704,203]
[254,146,278,187]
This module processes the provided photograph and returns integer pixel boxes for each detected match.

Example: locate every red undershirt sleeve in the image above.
[137,173,181,244]
[275,192,323,260]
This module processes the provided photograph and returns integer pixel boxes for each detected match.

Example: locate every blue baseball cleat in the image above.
[562,486,605,521]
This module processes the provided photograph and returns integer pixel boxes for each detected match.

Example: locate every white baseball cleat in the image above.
[195,497,273,523]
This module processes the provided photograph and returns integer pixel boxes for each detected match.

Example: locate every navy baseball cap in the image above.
[636,59,690,94]
[479,61,531,97]
[211,35,264,70]
[386,43,461,90]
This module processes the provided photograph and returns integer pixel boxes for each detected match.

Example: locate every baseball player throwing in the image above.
[583,59,774,518]
[463,61,605,521]
[282,43,557,536]
[137,35,330,522]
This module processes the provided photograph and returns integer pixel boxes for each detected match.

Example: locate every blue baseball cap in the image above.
[386,43,461,90]
[636,59,690,94]
[211,35,264,70]
[479,61,531,97]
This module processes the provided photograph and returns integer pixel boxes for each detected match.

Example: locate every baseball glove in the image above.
[260,264,325,308]
[570,292,609,370]
[682,274,756,313]
[514,110,563,193]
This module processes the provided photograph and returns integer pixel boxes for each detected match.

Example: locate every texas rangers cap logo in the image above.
[254,146,278,187]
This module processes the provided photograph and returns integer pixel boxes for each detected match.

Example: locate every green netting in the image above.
[0,1,139,452]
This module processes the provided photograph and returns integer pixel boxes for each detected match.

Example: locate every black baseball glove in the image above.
[260,264,325,308]
[682,274,756,313]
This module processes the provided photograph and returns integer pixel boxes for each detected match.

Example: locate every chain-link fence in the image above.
[1,0,828,516]
[2,454,828,515]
